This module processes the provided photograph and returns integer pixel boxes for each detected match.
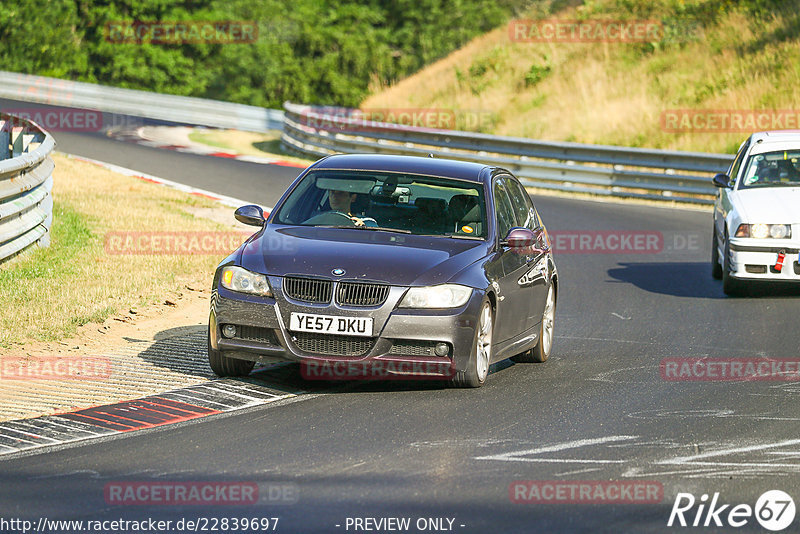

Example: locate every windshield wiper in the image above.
[443,233,484,240]
[327,225,412,234]
[354,226,412,234]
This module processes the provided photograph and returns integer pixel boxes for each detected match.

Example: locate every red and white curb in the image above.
[61,152,271,213]
[0,379,297,457]
[115,126,307,168]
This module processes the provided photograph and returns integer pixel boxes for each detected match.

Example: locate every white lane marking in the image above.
[0,431,39,445]
[0,426,58,443]
[194,384,283,402]
[610,312,630,320]
[496,458,628,464]
[474,435,638,462]
[672,461,800,468]
[481,434,800,478]
[554,467,605,477]
[590,366,651,383]
[658,438,800,465]
[157,391,241,410]
[45,418,110,435]
[627,408,800,421]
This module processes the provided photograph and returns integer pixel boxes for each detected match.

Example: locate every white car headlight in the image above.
[399,284,472,308]
[735,224,792,239]
[220,266,272,297]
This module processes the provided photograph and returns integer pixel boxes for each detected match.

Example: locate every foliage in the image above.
[0,0,524,108]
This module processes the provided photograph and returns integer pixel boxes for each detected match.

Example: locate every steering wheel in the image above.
[303,211,357,226]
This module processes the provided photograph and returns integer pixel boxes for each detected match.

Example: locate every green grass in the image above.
[0,154,228,348]
[363,0,800,154]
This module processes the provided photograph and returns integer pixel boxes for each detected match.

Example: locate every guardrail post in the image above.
[0,120,8,160]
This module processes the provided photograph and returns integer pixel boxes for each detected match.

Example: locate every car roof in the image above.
[748,131,800,155]
[310,154,495,183]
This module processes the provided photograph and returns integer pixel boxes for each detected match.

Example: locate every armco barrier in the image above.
[0,70,733,204]
[281,102,733,204]
[0,70,284,132]
[0,113,55,262]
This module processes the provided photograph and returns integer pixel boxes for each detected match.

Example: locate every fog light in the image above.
[222,324,237,338]
[434,342,449,357]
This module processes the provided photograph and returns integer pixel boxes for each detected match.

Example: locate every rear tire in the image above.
[450,300,492,388]
[515,283,555,363]
[711,224,723,280]
[208,330,254,377]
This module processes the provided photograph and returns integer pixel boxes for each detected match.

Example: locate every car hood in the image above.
[734,187,800,223]
[238,225,489,286]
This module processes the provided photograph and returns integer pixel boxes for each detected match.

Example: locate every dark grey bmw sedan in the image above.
[208,154,557,387]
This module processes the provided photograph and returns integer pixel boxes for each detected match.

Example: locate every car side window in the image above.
[493,178,517,239]
[729,139,750,186]
[505,176,537,230]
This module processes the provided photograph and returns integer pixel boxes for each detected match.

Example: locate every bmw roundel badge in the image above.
[332,268,346,276]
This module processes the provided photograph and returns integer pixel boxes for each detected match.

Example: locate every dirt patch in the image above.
[0,156,259,422]
[0,276,218,422]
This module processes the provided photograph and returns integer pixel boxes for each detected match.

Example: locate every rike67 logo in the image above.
[668,490,796,531]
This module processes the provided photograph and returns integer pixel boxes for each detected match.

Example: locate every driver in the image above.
[328,189,378,227]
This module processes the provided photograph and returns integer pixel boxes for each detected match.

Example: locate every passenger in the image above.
[776,159,800,182]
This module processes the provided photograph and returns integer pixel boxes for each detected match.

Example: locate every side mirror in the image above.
[505,227,535,248]
[712,173,731,188]
[234,205,266,226]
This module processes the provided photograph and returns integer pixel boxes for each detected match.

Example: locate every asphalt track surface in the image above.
[2,100,800,533]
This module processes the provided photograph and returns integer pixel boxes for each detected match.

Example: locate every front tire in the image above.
[721,235,744,296]
[208,330,254,377]
[451,300,493,388]
[516,282,555,363]
[711,224,723,280]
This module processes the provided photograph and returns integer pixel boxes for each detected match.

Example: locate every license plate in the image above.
[289,312,373,337]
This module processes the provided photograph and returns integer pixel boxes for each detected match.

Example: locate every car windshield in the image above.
[739,150,800,188]
[272,170,487,238]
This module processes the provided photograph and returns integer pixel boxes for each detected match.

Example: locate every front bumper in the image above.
[727,239,800,281]
[209,282,484,378]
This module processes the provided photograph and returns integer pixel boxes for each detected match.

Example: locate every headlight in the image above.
[220,266,272,297]
[399,284,472,308]
[735,224,792,239]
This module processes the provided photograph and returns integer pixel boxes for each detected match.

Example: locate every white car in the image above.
[712,130,800,295]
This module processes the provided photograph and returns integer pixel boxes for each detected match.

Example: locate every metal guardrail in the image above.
[0,71,284,132]
[0,113,55,263]
[282,102,733,204]
[0,71,732,204]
